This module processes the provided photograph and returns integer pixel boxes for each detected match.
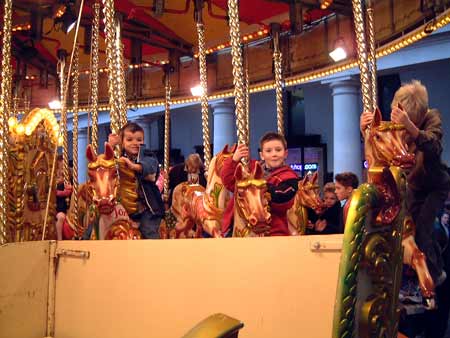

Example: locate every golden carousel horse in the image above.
[59,143,141,240]
[286,171,325,235]
[333,108,435,338]
[364,108,434,300]
[160,144,235,239]
[232,161,272,237]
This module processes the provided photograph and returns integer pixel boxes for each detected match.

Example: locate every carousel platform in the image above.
[0,235,343,338]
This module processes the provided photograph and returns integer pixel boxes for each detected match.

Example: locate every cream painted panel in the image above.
[55,235,343,338]
[0,241,50,338]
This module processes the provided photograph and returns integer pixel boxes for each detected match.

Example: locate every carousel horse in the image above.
[364,108,434,300]
[56,183,92,240]
[232,161,272,237]
[161,144,235,239]
[333,107,434,338]
[286,171,325,235]
[84,143,141,240]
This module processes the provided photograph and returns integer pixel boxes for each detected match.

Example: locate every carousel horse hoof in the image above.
[411,249,435,299]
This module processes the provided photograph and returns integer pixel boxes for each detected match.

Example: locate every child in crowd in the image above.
[109,122,164,239]
[55,155,73,240]
[334,172,359,229]
[220,132,299,236]
[314,182,342,234]
[168,153,207,207]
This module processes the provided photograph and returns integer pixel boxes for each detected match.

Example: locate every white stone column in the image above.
[326,77,363,181]
[136,117,152,149]
[211,99,236,155]
[150,119,159,150]
[78,128,88,183]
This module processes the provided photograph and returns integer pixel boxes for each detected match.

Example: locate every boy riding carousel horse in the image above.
[108,122,164,239]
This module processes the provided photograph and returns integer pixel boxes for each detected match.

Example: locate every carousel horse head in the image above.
[296,171,325,214]
[86,142,118,215]
[234,162,272,236]
[210,144,237,180]
[365,107,415,169]
[286,171,324,235]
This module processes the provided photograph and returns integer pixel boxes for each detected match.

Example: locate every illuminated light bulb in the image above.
[25,125,33,136]
[16,124,25,135]
[8,117,17,129]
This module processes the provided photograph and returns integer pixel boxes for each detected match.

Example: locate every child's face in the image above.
[122,130,144,157]
[259,139,287,169]
[334,181,353,202]
[323,191,337,208]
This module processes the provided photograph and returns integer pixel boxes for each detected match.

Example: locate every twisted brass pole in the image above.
[12,96,19,119]
[351,0,372,113]
[115,17,127,128]
[245,66,250,145]
[0,0,12,244]
[273,32,285,136]
[227,0,247,147]
[366,3,378,111]
[90,2,100,153]
[59,58,70,186]
[196,22,211,169]
[71,45,80,228]
[163,72,171,202]
[102,0,120,135]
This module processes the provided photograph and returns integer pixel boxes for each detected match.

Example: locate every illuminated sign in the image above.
[289,163,319,172]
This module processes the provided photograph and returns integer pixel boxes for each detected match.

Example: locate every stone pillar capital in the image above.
[211,98,235,115]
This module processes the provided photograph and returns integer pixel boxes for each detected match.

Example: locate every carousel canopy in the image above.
[1,0,447,108]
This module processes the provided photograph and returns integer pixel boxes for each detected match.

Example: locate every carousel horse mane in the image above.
[232,161,272,237]
[85,142,141,240]
[364,107,415,169]
[287,171,325,235]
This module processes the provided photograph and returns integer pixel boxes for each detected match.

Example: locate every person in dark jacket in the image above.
[361,80,450,285]
[313,182,342,234]
[168,153,207,207]
[109,122,164,239]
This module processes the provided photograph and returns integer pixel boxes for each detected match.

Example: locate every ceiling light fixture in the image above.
[190,85,204,97]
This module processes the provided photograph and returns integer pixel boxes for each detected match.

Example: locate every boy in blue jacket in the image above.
[109,122,164,239]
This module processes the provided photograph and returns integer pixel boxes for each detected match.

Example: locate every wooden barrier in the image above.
[1,235,343,338]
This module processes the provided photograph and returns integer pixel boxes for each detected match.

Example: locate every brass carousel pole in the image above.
[245,64,250,145]
[272,23,285,136]
[90,2,100,153]
[59,55,70,186]
[195,2,211,170]
[0,0,13,244]
[227,0,247,149]
[115,15,127,128]
[43,0,85,240]
[70,45,80,228]
[366,0,378,110]
[163,68,171,203]
[102,0,121,137]
[351,0,372,113]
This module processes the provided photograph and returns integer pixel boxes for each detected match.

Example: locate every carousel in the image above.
[0,0,449,337]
